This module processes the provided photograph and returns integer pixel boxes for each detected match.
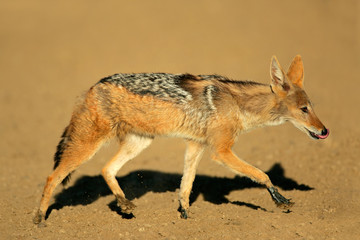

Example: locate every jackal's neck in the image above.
[230,83,286,131]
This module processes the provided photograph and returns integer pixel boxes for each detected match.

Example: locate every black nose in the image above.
[321,128,328,136]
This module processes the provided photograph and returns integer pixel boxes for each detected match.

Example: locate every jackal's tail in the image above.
[53,126,72,185]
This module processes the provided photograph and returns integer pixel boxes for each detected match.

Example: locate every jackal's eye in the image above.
[300,106,308,113]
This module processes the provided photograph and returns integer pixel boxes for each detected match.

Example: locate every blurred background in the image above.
[1,1,358,145]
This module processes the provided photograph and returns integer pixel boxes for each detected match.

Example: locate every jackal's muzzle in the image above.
[307,127,329,140]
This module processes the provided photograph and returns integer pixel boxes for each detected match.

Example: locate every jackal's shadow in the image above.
[47,163,313,218]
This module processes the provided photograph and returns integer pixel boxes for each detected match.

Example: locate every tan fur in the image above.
[179,141,205,212]
[287,55,304,88]
[34,55,328,224]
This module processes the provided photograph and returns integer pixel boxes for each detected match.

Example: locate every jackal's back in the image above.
[98,73,233,104]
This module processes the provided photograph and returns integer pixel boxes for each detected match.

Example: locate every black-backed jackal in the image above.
[34,55,329,225]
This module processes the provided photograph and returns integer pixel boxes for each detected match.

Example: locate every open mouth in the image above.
[306,128,329,140]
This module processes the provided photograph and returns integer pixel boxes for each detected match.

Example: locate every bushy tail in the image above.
[53,126,72,186]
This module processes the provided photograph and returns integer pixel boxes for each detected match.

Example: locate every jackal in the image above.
[34,55,329,224]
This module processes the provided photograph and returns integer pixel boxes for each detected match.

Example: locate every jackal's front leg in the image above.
[212,149,293,208]
[179,141,205,219]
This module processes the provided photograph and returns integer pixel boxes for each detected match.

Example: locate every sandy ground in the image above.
[1,0,359,239]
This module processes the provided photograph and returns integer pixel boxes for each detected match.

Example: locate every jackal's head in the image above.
[270,55,329,140]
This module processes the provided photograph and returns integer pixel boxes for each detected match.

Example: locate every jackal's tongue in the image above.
[317,128,329,139]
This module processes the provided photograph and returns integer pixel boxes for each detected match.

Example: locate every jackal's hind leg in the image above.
[101,134,153,215]
[34,138,106,225]
[179,141,205,219]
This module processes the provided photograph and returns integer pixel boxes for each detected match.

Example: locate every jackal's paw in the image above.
[178,207,188,219]
[268,187,294,209]
[116,196,136,214]
[33,210,44,225]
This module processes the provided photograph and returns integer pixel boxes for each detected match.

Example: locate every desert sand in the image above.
[0,1,359,239]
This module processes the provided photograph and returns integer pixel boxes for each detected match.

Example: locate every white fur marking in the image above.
[104,134,153,177]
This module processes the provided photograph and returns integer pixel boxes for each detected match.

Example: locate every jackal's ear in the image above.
[287,55,304,88]
[270,56,290,95]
